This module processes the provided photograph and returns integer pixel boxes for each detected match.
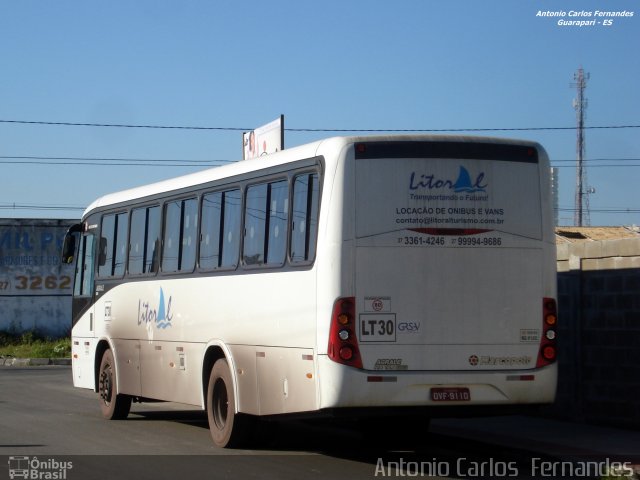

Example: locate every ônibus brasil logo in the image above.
[409,166,487,193]
[138,287,173,329]
[8,456,73,480]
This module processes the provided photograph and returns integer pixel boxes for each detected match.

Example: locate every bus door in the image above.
[64,223,98,388]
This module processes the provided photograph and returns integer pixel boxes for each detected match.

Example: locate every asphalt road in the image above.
[0,366,444,480]
[1,367,563,480]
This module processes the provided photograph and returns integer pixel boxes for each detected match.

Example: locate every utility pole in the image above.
[571,67,590,226]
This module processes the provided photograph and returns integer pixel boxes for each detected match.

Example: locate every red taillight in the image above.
[542,345,556,361]
[339,346,354,361]
[537,298,558,368]
[328,297,363,369]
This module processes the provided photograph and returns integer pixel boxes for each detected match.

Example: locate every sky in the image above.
[0,0,638,226]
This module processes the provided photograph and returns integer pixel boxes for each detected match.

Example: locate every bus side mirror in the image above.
[61,223,83,265]
[61,234,77,265]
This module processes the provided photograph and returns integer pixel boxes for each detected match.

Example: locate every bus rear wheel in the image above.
[98,349,132,420]
[206,358,250,448]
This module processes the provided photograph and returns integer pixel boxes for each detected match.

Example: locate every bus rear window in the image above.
[356,154,542,240]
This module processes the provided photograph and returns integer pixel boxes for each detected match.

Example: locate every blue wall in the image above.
[0,219,78,338]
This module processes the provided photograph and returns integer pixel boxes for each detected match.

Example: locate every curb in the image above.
[0,357,71,366]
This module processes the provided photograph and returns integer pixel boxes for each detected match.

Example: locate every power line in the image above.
[2,160,640,168]
[552,158,640,162]
[3,155,639,162]
[0,119,248,131]
[1,154,640,168]
[552,164,640,168]
[0,155,234,167]
[558,207,640,214]
[0,155,234,164]
[1,118,640,132]
[2,203,637,214]
[0,203,85,211]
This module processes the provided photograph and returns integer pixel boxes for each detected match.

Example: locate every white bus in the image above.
[63,135,558,448]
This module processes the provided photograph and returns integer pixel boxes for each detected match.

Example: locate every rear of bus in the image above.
[319,136,557,413]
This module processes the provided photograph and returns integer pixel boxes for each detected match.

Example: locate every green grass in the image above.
[0,331,71,358]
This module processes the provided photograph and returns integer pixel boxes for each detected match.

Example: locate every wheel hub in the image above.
[99,369,112,403]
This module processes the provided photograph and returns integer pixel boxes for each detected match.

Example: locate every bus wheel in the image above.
[207,358,249,448]
[98,349,131,420]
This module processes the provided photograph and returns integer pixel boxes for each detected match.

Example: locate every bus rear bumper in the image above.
[317,355,557,410]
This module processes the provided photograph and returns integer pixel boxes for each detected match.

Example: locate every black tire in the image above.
[98,349,132,420]
[206,358,250,448]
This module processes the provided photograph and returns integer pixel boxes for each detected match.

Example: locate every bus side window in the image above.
[243,181,288,267]
[221,190,241,268]
[113,213,128,276]
[266,180,288,265]
[129,206,160,275]
[129,208,146,275]
[181,198,197,271]
[243,184,268,266]
[162,201,181,273]
[98,212,128,277]
[98,214,115,277]
[290,173,319,263]
[200,192,223,269]
[163,198,197,273]
[146,206,161,274]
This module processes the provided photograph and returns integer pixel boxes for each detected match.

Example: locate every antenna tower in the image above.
[571,67,591,226]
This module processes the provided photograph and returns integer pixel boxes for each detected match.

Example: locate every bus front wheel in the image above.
[98,349,132,420]
[206,358,250,448]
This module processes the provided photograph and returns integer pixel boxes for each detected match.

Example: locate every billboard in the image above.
[242,115,284,160]
[0,218,77,337]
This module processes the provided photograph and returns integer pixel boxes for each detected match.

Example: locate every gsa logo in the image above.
[398,322,421,333]
[409,166,487,193]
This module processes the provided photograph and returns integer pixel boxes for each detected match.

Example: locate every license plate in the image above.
[430,387,471,402]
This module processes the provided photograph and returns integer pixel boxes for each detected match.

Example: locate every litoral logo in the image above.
[138,287,173,329]
[409,166,487,193]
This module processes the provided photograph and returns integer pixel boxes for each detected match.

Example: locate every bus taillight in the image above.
[537,298,558,368]
[328,297,363,369]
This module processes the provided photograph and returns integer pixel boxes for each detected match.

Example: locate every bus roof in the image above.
[83,137,331,217]
[82,134,544,217]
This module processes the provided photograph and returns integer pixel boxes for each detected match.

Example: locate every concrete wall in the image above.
[0,219,77,338]
[551,238,640,427]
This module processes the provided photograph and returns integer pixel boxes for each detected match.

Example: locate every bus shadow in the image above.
[126,408,532,470]
[128,409,209,429]
[128,408,383,459]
